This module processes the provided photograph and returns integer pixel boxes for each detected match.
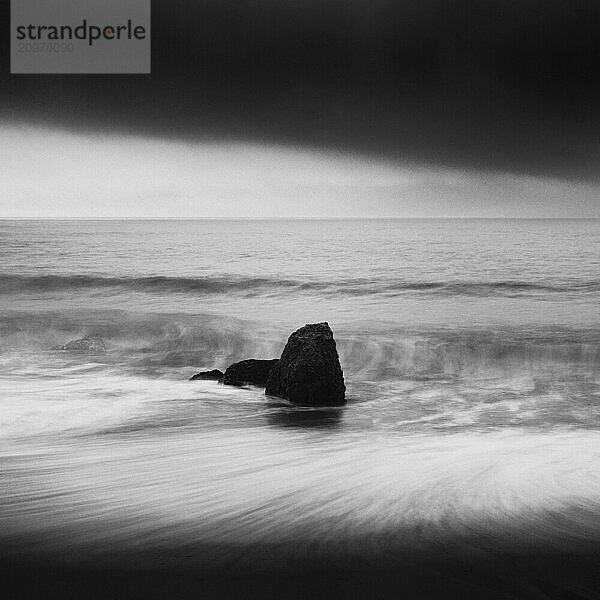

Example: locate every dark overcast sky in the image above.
[1,0,600,182]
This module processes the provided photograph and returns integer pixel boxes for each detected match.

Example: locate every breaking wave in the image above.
[2,273,600,298]
[2,310,599,386]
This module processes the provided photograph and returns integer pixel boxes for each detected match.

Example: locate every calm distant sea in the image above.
[1,219,600,592]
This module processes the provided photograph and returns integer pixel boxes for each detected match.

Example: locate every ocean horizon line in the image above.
[2,216,599,222]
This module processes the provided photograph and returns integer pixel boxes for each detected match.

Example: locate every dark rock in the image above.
[223,359,279,387]
[55,336,106,353]
[190,369,224,381]
[265,322,345,406]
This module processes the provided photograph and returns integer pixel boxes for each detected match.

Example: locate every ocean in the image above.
[1,218,600,599]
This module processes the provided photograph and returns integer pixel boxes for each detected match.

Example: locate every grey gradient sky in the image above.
[2,0,600,201]
[1,125,599,218]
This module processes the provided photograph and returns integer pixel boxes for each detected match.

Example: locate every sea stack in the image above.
[266,322,346,406]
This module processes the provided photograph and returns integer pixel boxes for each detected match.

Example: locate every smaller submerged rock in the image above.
[55,336,106,353]
[190,369,224,381]
[223,359,279,387]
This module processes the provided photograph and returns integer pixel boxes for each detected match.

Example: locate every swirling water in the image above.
[1,219,600,594]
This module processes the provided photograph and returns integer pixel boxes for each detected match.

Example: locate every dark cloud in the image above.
[2,0,599,180]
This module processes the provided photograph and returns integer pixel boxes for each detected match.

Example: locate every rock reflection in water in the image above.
[266,406,344,430]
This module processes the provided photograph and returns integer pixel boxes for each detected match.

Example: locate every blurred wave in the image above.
[2,421,600,562]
